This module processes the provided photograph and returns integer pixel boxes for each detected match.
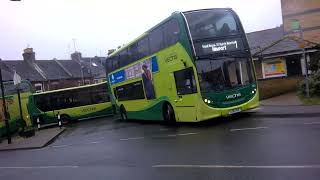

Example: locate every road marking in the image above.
[304,122,320,125]
[152,164,320,169]
[120,137,145,141]
[167,132,199,137]
[51,144,72,148]
[85,141,101,144]
[0,165,79,169]
[230,126,268,132]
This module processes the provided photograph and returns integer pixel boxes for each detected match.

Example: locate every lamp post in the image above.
[291,19,310,98]
[0,58,11,144]
[14,71,25,131]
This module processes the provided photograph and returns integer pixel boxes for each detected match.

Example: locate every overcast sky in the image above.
[0,0,282,60]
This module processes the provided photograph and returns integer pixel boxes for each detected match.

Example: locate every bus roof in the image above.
[107,8,233,59]
[107,12,179,58]
[33,81,107,96]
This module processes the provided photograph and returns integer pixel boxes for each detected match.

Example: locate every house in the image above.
[246,26,319,99]
[247,26,319,79]
[1,48,106,92]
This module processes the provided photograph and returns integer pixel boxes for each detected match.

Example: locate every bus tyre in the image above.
[61,114,70,125]
[120,106,128,121]
[163,104,175,124]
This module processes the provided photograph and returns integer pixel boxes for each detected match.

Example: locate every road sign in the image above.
[291,19,300,31]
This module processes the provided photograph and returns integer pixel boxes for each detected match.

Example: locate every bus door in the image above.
[173,67,198,121]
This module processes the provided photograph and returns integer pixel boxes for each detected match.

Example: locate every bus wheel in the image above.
[120,106,128,121]
[163,104,175,124]
[61,114,70,124]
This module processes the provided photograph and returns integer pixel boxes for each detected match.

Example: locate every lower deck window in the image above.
[114,81,145,101]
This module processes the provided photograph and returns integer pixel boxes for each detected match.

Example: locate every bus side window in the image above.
[112,55,120,70]
[115,81,145,101]
[163,19,180,47]
[174,67,197,95]
[106,58,113,73]
[149,26,164,54]
[137,37,150,59]
[128,43,138,63]
[119,49,129,67]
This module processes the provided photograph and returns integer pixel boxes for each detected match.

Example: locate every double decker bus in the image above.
[106,8,259,122]
[0,81,33,137]
[28,82,113,125]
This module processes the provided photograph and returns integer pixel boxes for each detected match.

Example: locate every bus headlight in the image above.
[252,90,255,94]
[204,99,208,103]
[208,100,211,104]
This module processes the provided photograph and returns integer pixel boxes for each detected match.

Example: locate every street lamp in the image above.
[291,19,310,98]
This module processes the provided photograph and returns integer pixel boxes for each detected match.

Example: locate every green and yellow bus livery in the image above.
[28,82,113,125]
[0,81,33,137]
[106,8,259,122]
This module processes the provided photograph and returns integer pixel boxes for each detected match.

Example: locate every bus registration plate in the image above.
[228,108,241,115]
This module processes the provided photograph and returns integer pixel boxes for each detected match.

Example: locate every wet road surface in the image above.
[1,113,320,180]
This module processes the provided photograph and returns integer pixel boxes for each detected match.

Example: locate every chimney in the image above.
[71,51,82,63]
[23,48,36,63]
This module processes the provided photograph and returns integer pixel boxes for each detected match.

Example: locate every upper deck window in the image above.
[184,9,239,40]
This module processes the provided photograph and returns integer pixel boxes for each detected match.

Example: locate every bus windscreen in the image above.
[196,57,254,92]
[184,9,243,55]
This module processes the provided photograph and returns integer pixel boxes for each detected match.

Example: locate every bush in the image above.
[299,69,320,97]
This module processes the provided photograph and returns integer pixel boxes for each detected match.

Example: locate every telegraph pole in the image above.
[0,58,11,144]
[291,19,310,98]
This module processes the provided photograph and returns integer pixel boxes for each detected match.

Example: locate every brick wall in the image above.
[258,76,303,99]
[282,0,320,43]
[254,60,263,79]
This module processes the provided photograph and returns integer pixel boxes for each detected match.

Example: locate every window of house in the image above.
[34,83,43,93]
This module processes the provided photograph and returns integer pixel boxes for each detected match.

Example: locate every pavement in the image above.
[247,92,320,117]
[0,127,65,151]
[260,92,303,106]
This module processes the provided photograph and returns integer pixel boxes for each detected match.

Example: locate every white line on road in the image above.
[85,141,101,144]
[51,144,72,148]
[167,132,199,137]
[304,122,320,125]
[120,137,145,141]
[230,126,268,132]
[152,164,320,169]
[0,166,79,169]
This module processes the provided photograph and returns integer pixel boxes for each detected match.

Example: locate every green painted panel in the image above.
[202,83,258,108]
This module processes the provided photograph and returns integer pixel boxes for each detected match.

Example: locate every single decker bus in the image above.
[106,8,259,122]
[28,82,113,126]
